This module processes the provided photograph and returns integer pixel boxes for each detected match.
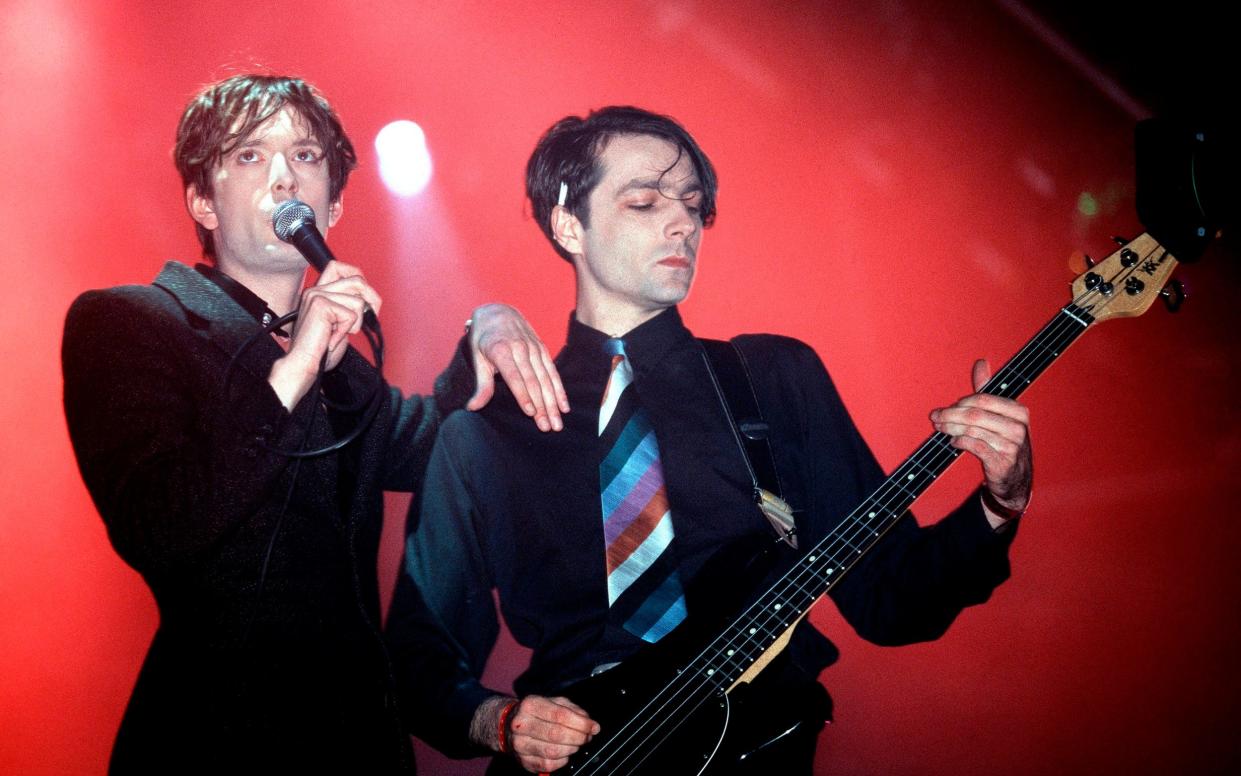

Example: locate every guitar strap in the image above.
[698,339,799,548]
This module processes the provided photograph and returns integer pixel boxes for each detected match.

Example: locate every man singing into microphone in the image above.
[61,74,566,774]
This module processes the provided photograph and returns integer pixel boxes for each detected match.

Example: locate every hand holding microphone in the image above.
[273,199,380,330]
[267,199,382,410]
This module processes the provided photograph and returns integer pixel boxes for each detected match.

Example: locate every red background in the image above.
[2,1,1237,773]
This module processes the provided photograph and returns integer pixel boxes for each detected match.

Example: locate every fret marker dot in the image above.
[727,649,735,656]
[808,555,816,562]
[868,512,876,518]
[826,568,833,575]
[773,603,782,611]
[907,474,915,480]
[749,627,757,635]
[707,668,715,676]
[1001,383,1009,389]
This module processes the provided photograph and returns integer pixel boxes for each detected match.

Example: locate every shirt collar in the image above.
[564,306,692,375]
[194,263,287,334]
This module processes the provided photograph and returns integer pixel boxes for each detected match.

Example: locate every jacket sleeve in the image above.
[386,411,502,758]
[364,332,476,489]
[324,333,475,494]
[830,491,1017,645]
[62,287,315,580]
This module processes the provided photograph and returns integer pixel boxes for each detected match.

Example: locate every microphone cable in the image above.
[221,305,386,458]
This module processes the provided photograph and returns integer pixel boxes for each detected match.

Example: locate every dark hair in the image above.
[525,106,718,262]
[174,74,357,259]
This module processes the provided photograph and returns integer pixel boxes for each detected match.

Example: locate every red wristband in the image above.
[498,699,519,754]
[981,486,1027,522]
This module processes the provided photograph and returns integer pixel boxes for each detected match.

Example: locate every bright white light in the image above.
[375,120,433,196]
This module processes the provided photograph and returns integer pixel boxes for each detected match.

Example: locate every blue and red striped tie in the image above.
[598,338,686,643]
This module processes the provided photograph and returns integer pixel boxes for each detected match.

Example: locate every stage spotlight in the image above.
[375,120,433,196]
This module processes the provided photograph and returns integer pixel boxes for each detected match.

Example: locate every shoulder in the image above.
[477,381,555,437]
[729,332,818,357]
[62,267,213,379]
[66,274,189,333]
[425,408,522,504]
[64,262,228,352]
[436,405,512,460]
[727,333,828,377]
[434,387,560,474]
[438,405,494,438]
[64,283,184,348]
[718,333,852,415]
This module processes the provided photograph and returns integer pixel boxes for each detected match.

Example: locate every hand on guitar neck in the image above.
[929,358,1034,528]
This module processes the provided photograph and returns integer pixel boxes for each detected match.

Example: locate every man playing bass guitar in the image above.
[388,106,1032,775]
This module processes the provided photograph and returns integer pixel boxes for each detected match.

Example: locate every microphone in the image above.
[272,199,377,329]
[272,199,335,271]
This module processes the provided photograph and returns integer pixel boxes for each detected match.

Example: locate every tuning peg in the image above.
[1112,235,1131,246]
[1083,254,1096,268]
[1160,279,1186,313]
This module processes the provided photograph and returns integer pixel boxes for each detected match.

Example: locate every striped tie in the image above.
[598,338,686,643]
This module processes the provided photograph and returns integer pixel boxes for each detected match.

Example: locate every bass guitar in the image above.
[503,234,1182,775]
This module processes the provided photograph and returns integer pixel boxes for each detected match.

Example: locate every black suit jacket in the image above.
[63,262,469,774]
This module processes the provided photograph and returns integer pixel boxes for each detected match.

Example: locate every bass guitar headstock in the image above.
[1071,233,1182,323]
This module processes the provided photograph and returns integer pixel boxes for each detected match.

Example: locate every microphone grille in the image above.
[272,199,316,242]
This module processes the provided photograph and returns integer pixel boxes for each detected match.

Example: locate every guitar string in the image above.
[577,241,1166,774]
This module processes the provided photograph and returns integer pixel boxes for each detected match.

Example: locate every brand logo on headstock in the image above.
[1140,251,1170,276]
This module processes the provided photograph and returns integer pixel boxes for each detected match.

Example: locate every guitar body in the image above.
[559,646,733,775]
[555,655,825,775]
[489,538,824,775]
[482,619,731,776]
